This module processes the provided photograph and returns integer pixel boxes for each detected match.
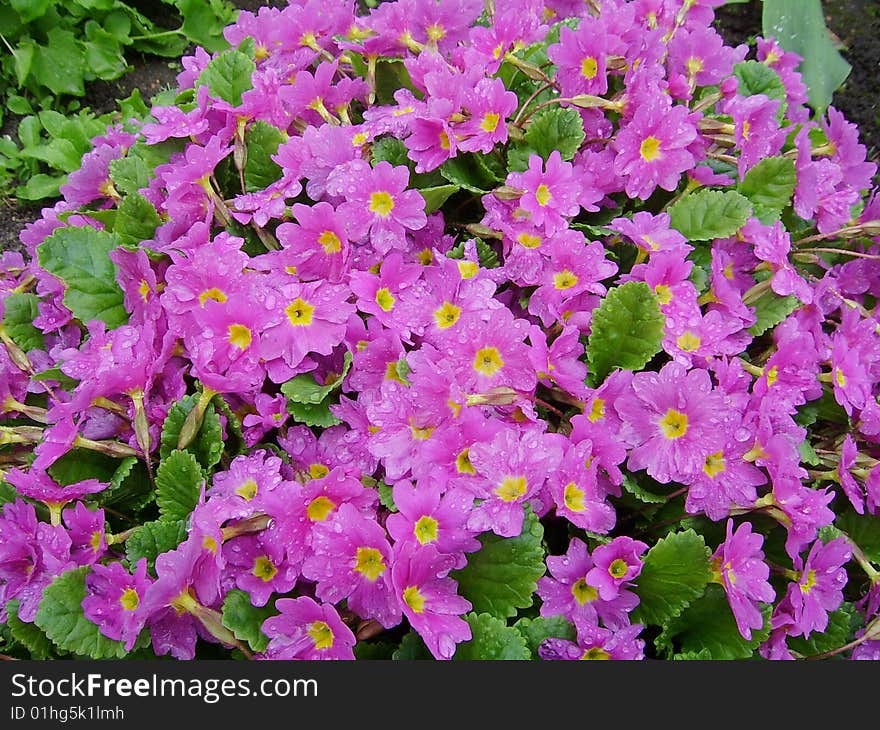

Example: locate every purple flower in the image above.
[586,537,648,601]
[83,560,152,651]
[784,537,851,638]
[261,597,356,660]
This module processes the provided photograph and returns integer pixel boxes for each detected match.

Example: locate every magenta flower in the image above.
[275,202,351,283]
[784,537,851,638]
[539,624,645,660]
[547,19,610,98]
[390,543,472,660]
[261,597,356,660]
[83,559,152,651]
[223,533,298,607]
[724,93,785,177]
[615,362,725,483]
[64,502,107,566]
[458,77,518,153]
[611,212,688,255]
[546,440,616,533]
[586,537,648,601]
[712,520,775,640]
[506,151,581,233]
[5,467,106,524]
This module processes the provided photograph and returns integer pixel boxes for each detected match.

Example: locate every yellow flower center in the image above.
[495,476,528,502]
[588,397,605,423]
[535,183,552,206]
[480,112,500,133]
[252,556,278,583]
[369,191,395,217]
[138,279,151,302]
[800,569,817,594]
[426,23,445,41]
[571,578,598,605]
[317,230,342,253]
[354,547,386,581]
[439,130,451,150]
[413,515,439,545]
[236,479,258,501]
[563,482,586,512]
[654,284,672,305]
[659,409,689,439]
[581,647,611,660]
[703,451,727,478]
[309,463,330,479]
[403,585,426,613]
[199,287,227,306]
[458,260,479,279]
[608,558,629,579]
[835,367,847,387]
[375,287,396,312]
[410,423,434,441]
[227,324,252,350]
[581,56,598,79]
[473,346,504,376]
[553,270,579,290]
[686,56,703,75]
[307,620,334,650]
[742,120,751,141]
[285,297,315,327]
[766,365,779,387]
[307,495,336,522]
[676,331,701,352]
[640,136,662,162]
[517,232,542,249]
[433,301,462,329]
[119,588,139,612]
[456,448,476,475]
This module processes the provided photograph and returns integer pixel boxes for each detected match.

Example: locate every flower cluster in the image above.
[2,0,880,662]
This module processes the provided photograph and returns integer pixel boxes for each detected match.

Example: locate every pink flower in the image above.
[586,537,648,601]
[261,597,356,660]
[506,151,581,233]
[83,559,151,651]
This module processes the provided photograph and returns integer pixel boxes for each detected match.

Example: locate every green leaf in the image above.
[446,238,500,268]
[762,0,851,113]
[177,0,235,53]
[392,631,433,660]
[454,613,530,660]
[156,449,203,522]
[114,192,162,246]
[507,107,585,172]
[17,173,63,201]
[48,449,118,487]
[354,641,397,660]
[282,352,352,427]
[632,529,712,627]
[732,61,788,116]
[159,393,224,471]
[37,226,128,328]
[125,519,188,573]
[98,458,153,512]
[30,29,87,96]
[19,139,82,172]
[513,615,576,659]
[10,0,53,23]
[2,293,45,351]
[5,599,56,659]
[371,136,410,168]
[109,156,151,196]
[836,509,880,564]
[221,589,276,653]
[197,49,255,106]
[244,121,284,192]
[287,400,342,428]
[84,24,127,80]
[747,292,799,337]
[440,153,500,193]
[788,604,857,658]
[738,157,797,223]
[586,281,665,385]
[419,184,459,214]
[35,567,130,658]
[657,584,772,660]
[668,189,752,242]
[451,507,545,620]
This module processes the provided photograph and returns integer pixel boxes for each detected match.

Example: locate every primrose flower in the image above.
[83,559,152,651]
[586,537,648,601]
[782,537,851,638]
[547,19,611,98]
[506,151,581,234]
[261,597,356,660]
[539,624,645,660]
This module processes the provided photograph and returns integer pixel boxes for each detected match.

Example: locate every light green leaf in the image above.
[451,507,545,620]
[657,584,772,660]
[156,449,203,522]
[114,192,162,246]
[632,529,712,627]
[5,599,57,659]
[282,351,352,405]
[125,519,188,574]
[177,0,235,53]
[197,49,255,106]
[621,473,668,504]
[733,61,788,118]
[738,157,797,223]
[454,613,530,660]
[371,136,410,168]
[513,615,576,659]
[419,184,459,214]
[30,29,86,96]
[159,393,224,471]
[244,121,284,192]
[221,589,276,653]
[507,107,585,172]
[287,400,342,428]
[37,226,128,328]
[109,156,151,196]
[35,567,130,658]
[2,293,45,351]
[668,189,752,242]
[747,291,799,337]
[586,281,665,385]
[17,173,63,201]
[762,0,851,113]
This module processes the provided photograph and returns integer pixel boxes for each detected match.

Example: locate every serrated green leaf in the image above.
[377,482,398,512]
[48,448,118,488]
[632,529,712,627]
[17,173,63,201]
[37,226,128,328]
[454,613,530,660]
[287,400,342,428]
[84,24,127,80]
[657,584,771,660]
[35,567,129,658]
[507,107,585,172]
[5,599,56,659]
[125,519,188,573]
[738,157,796,223]
[586,281,665,385]
[747,292,799,337]
[836,509,880,564]
[622,473,668,504]
[98,458,153,512]
[514,615,576,659]
[221,589,276,653]
[788,604,858,658]
[392,631,433,660]
[440,153,500,193]
[281,352,352,405]
[733,61,788,118]
[30,29,86,96]
[20,139,82,172]
[244,120,284,192]
[159,393,224,471]
[451,507,545,619]
[3,293,45,352]
[371,136,410,168]
[114,192,161,246]
[668,189,752,242]
[178,0,235,53]
[110,156,151,195]
[419,184,459,214]
[0,481,18,506]
[354,640,397,660]
[198,49,255,106]
[762,0,851,114]
[156,449,203,522]
[446,238,500,268]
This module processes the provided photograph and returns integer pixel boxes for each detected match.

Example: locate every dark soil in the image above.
[2,0,879,254]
